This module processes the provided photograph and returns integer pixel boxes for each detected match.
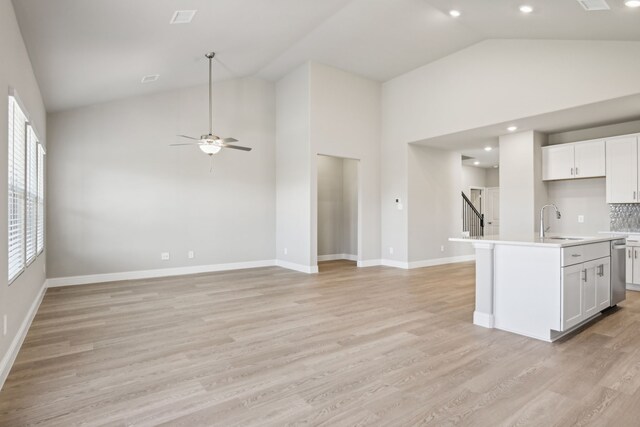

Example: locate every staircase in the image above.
[462,192,484,237]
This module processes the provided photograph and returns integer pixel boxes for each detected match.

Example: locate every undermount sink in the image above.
[546,236,585,241]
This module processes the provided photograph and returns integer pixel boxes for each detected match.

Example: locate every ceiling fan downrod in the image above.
[205,52,215,136]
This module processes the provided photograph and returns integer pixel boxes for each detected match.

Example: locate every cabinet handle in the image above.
[636,249,638,259]
[571,167,574,176]
[582,269,587,282]
[571,254,581,257]
[598,265,604,277]
[635,191,637,200]
[629,249,632,259]
[575,167,579,176]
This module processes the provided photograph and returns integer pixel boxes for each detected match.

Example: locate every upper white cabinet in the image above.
[542,144,574,180]
[542,139,605,181]
[575,140,606,178]
[605,135,639,203]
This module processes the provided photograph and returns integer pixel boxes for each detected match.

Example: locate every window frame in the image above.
[8,89,45,285]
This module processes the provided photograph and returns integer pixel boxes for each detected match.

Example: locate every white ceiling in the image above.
[12,0,640,112]
[461,147,499,169]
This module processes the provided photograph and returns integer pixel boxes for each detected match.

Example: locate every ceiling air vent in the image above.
[170,10,197,24]
[576,0,610,10]
[141,74,160,84]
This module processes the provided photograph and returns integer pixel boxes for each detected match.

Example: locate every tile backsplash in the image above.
[610,204,640,232]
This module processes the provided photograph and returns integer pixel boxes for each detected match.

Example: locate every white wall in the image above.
[47,78,275,278]
[408,146,473,262]
[342,159,358,256]
[317,155,357,257]
[276,64,311,268]
[486,168,500,187]
[549,119,640,145]
[461,165,487,194]
[0,0,47,382]
[309,63,381,265]
[547,178,609,235]
[382,39,640,263]
[499,131,547,235]
[276,62,379,269]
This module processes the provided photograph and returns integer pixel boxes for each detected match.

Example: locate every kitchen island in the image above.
[449,234,624,341]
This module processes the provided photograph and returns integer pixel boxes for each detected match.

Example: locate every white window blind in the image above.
[37,144,44,254]
[8,96,26,282]
[26,125,38,263]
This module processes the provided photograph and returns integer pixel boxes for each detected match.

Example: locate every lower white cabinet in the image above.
[595,257,611,312]
[627,245,640,285]
[561,256,610,331]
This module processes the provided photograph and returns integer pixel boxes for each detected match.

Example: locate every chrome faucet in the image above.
[540,204,561,239]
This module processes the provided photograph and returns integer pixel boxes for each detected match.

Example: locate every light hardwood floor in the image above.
[1,260,640,426]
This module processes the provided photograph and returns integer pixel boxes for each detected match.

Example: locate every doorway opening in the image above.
[317,154,359,272]
[461,155,500,237]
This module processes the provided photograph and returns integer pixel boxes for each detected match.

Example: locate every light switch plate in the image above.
[188,251,194,259]
[161,252,170,261]
[578,215,585,223]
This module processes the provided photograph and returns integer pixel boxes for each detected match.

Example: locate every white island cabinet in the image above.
[449,235,620,342]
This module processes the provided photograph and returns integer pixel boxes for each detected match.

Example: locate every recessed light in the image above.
[170,10,197,24]
[507,126,518,132]
[626,0,640,7]
[484,146,493,151]
[519,5,533,13]
[141,74,159,84]
[449,10,461,17]
[474,161,480,165]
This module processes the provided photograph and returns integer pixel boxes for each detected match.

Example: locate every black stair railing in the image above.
[462,192,484,237]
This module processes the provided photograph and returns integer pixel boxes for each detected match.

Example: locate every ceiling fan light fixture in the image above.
[199,144,222,155]
[626,0,640,7]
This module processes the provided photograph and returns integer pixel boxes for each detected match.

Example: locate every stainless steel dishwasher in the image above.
[611,239,627,306]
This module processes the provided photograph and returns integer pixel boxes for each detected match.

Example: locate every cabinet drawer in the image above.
[562,246,583,266]
[562,242,610,266]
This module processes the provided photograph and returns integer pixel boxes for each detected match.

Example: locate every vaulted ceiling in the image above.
[12,0,640,112]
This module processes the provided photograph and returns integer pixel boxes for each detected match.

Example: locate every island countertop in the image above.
[449,234,623,248]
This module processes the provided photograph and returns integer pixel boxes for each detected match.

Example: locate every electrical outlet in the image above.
[441,245,445,252]
[161,252,170,261]
[389,247,394,255]
[188,251,194,259]
[3,315,7,336]
[284,248,288,255]
[578,215,585,223]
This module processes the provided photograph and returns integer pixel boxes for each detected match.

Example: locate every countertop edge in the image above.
[449,235,622,248]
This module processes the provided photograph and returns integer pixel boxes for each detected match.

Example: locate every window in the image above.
[8,96,26,282]
[37,144,44,254]
[26,125,38,263]
[8,94,45,283]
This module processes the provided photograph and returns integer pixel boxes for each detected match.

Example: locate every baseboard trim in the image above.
[379,255,475,270]
[47,260,277,287]
[473,311,495,329]
[381,259,410,269]
[408,255,475,269]
[357,259,382,267]
[275,260,318,274]
[317,254,358,262]
[0,279,47,391]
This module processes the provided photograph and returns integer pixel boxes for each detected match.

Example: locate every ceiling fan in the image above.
[171,52,251,155]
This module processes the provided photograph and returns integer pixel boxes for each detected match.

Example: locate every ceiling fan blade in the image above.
[224,144,252,152]
[221,137,238,143]
[169,142,202,146]
[177,134,200,141]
